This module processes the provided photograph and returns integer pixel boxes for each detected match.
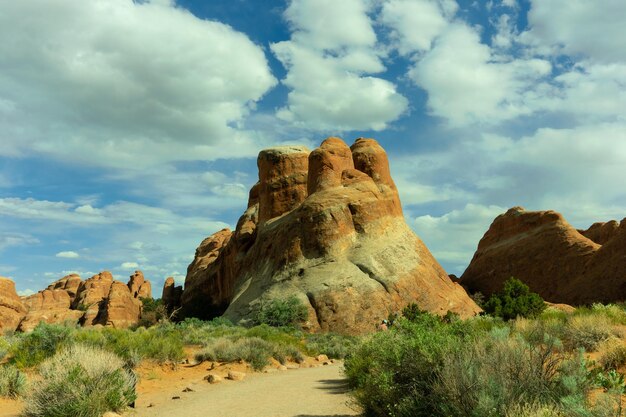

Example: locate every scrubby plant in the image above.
[0,364,27,398]
[563,315,615,351]
[595,369,625,392]
[0,337,9,361]
[484,277,546,320]
[305,333,358,359]
[10,322,73,368]
[597,338,626,370]
[402,302,427,322]
[194,336,296,370]
[23,345,136,417]
[255,296,308,327]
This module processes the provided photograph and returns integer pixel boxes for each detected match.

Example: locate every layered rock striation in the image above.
[460,207,626,304]
[179,137,480,334]
[0,277,27,333]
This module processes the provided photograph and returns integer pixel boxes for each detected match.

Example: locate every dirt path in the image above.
[130,362,360,417]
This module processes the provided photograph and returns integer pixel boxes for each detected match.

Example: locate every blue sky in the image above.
[1,0,625,295]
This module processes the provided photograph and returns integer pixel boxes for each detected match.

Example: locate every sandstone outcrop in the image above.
[0,270,155,332]
[0,277,26,333]
[181,137,480,334]
[19,289,84,332]
[460,207,626,304]
[162,277,182,315]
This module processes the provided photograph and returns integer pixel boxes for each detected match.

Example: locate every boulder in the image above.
[182,137,480,333]
[0,277,27,333]
[461,207,626,304]
[19,289,83,332]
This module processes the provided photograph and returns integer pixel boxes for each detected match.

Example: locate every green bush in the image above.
[597,338,626,370]
[0,364,27,398]
[23,345,136,417]
[305,333,358,359]
[10,322,73,368]
[401,302,427,321]
[255,296,308,327]
[484,278,546,320]
[194,335,305,370]
[0,337,9,361]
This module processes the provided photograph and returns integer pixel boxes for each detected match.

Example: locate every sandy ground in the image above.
[130,361,360,417]
[0,361,360,417]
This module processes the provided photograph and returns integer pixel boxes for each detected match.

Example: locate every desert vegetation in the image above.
[345,301,626,417]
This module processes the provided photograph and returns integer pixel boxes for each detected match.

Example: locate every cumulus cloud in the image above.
[271,0,408,131]
[522,0,626,63]
[0,0,277,168]
[55,251,80,259]
[409,23,552,126]
[380,0,456,55]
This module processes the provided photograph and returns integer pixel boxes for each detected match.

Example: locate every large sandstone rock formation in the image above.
[0,271,154,332]
[460,207,626,304]
[0,277,26,333]
[179,137,480,334]
[162,277,182,315]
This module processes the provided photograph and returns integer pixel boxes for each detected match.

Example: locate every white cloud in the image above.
[0,0,277,168]
[55,251,80,259]
[0,232,39,251]
[409,23,551,126]
[523,0,626,63]
[271,0,408,131]
[120,262,139,270]
[380,0,456,55]
[412,203,507,274]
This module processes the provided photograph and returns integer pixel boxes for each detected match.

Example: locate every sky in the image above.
[0,0,625,296]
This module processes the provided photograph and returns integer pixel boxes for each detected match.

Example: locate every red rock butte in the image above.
[460,207,626,304]
[176,137,480,334]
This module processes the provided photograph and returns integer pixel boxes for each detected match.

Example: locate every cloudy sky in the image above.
[1,0,624,295]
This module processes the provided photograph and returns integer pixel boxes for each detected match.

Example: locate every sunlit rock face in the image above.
[0,277,27,334]
[461,207,626,305]
[181,137,480,334]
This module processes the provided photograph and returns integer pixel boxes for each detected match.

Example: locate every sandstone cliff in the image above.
[0,277,27,333]
[460,207,626,304]
[179,137,480,334]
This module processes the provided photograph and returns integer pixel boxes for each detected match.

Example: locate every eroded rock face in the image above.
[19,289,84,332]
[461,207,626,304]
[128,270,152,299]
[46,274,82,303]
[162,277,182,314]
[183,137,480,334]
[102,281,142,328]
[0,277,26,333]
[74,271,115,325]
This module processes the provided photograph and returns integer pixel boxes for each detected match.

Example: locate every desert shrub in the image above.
[588,304,626,325]
[563,315,615,351]
[10,322,73,368]
[305,333,358,359]
[194,335,307,370]
[435,330,582,417]
[345,314,468,417]
[597,338,626,370]
[24,345,136,417]
[138,297,167,327]
[0,337,9,361]
[402,302,427,321]
[0,364,27,398]
[505,403,565,417]
[484,277,546,320]
[255,296,308,327]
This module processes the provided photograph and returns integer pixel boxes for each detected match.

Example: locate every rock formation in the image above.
[460,207,626,304]
[162,277,182,315]
[0,270,154,332]
[19,289,84,332]
[179,137,480,334]
[0,277,26,333]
